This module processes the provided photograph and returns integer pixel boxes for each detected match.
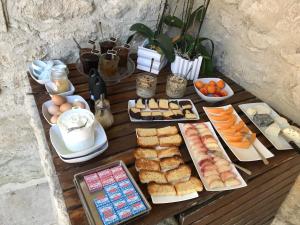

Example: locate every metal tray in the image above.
[73,160,151,225]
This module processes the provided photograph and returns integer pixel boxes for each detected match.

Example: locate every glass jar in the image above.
[80,52,99,74]
[136,74,157,98]
[50,66,70,94]
[99,38,117,54]
[99,52,119,76]
[166,74,187,98]
[95,94,114,129]
[113,45,130,67]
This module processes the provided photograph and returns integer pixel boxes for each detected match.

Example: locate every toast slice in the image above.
[136,128,157,137]
[148,98,159,109]
[157,147,181,159]
[160,156,184,172]
[165,165,191,184]
[137,136,159,147]
[159,99,169,110]
[135,158,160,172]
[175,177,203,195]
[157,126,178,136]
[139,170,167,184]
[159,134,182,147]
[134,148,158,160]
[147,183,176,196]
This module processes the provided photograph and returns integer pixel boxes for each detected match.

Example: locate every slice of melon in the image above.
[209,114,232,121]
[228,139,251,149]
[206,108,225,115]
[223,133,244,142]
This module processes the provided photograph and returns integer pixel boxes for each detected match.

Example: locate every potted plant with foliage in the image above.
[127,0,175,74]
[164,0,213,79]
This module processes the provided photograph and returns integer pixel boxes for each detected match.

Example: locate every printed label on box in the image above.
[131,201,147,214]
[97,169,112,179]
[104,183,120,195]
[100,176,116,186]
[112,198,127,211]
[110,165,124,174]
[94,194,110,208]
[122,186,136,197]
[97,203,119,225]
[116,207,132,220]
[126,192,141,205]
[118,179,132,189]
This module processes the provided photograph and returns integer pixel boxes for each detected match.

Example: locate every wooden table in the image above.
[28,63,300,225]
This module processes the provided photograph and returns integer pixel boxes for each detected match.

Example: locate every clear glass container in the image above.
[99,52,119,77]
[136,74,157,98]
[113,45,130,67]
[95,94,114,129]
[166,74,187,98]
[50,66,70,94]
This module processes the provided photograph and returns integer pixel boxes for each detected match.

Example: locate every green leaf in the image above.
[126,33,135,44]
[153,33,175,62]
[129,23,155,39]
[163,15,184,28]
[187,5,204,29]
[201,58,214,75]
[194,37,214,59]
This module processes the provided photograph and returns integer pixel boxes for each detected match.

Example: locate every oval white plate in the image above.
[49,121,107,159]
[194,78,234,103]
[42,95,90,125]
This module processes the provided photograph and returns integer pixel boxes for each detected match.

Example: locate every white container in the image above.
[171,54,203,80]
[136,40,167,74]
[57,109,95,152]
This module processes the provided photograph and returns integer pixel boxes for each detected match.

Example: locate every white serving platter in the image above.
[45,80,75,97]
[128,99,200,122]
[178,122,247,191]
[42,95,90,125]
[239,102,292,150]
[203,105,274,161]
[49,121,107,159]
[194,78,234,103]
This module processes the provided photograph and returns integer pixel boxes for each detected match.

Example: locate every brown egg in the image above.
[51,95,67,106]
[72,101,86,109]
[60,102,72,112]
[47,105,60,115]
[50,115,59,124]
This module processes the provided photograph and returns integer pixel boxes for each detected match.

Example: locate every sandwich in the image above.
[141,111,152,120]
[151,111,163,120]
[174,177,203,195]
[179,100,192,109]
[157,147,181,159]
[129,108,141,119]
[159,134,182,147]
[148,98,159,109]
[169,101,180,110]
[163,110,174,120]
[137,136,159,147]
[159,99,169,110]
[135,158,160,172]
[134,148,158,160]
[165,165,191,184]
[157,126,178,136]
[136,128,157,137]
[147,183,176,196]
[135,98,146,109]
[160,156,184,172]
[139,170,167,184]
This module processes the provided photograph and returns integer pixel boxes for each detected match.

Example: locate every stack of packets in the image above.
[83,165,148,225]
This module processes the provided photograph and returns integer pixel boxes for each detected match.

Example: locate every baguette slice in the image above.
[148,183,176,196]
[175,177,203,195]
[137,136,159,147]
[166,165,191,184]
[136,128,157,137]
[157,147,181,159]
[160,156,184,172]
[139,170,167,184]
[135,158,160,172]
[134,148,158,160]
[157,126,178,136]
[159,134,182,147]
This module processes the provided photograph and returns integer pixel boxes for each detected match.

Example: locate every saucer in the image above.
[49,121,107,159]
[58,141,108,163]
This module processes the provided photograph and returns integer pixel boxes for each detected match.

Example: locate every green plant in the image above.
[127,0,175,62]
[163,0,214,75]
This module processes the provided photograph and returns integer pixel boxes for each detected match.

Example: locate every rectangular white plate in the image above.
[151,192,198,204]
[203,105,274,161]
[179,122,247,191]
[128,99,200,122]
[239,102,292,150]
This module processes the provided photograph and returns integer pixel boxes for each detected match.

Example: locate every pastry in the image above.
[157,126,178,136]
[179,100,192,109]
[148,98,159,110]
[134,148,158,160]
[147,183,176,196]
[165,165,191,184]
[172,110,184,119]
[160,156,184,172]
[175,177,203,195]
[151,111,163,120]
[135,98,146,109]
[159,134,182,147]
[159,99,169,110]
[136,128,157,137]
[157,147,181,159]
[141,111,153,120]
[163,110,174,119]
[169,101,180,110]
[129,108,141,119]
[139,170,167,184]
[137,136,159,147]
[135,158,160,172]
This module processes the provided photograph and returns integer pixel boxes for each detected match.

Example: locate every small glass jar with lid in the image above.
[95,94,114,129]
[166,74,187,98]
[136,74,157,98]
[51,66,70,94]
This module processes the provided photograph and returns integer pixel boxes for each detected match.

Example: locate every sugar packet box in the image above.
[83,173,102,192]
[104,183,120,195]
[94,194,110,208]
[97,203,119,225]
[116,207,132,220]
[112,198,127,211]
[122,186,136,197]
[97,169,112,179]
[108,191,123,202]
[118,179,132,189]
[126,192,141,205]
[100,176,116,187]
[131,201,147,215]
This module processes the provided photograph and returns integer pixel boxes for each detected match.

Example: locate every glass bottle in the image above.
[51,66,70,94]
[95,94,114,129]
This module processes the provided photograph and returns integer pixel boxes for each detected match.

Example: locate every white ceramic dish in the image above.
[42,95,90,125]
[239,102,292,150]
[45,80,75,97]
[58,142,108,163]
[28,64,50,85]
[203,105,274,161]
[179,122,247,191]
[194,78,234,103]
[128,99,200,122]
[49,121,107,159]
[151,192,198,204]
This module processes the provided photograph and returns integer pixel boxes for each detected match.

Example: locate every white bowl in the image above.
[194,78,234,103]
[45,80,75,97]
[42,95,90,125]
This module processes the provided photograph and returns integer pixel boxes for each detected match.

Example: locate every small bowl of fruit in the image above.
[194,78,234,103]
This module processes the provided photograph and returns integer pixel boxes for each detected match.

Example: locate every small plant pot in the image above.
[136,40,167,75]
[171,54,203,80]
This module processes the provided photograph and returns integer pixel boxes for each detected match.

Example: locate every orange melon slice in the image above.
[228,139,251,149]
[209,114,232,121]
[206,108,225,115]
[222,107,234,115]
[232,121,245,131]
[219,127,237,135]
[223,132,243,142]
